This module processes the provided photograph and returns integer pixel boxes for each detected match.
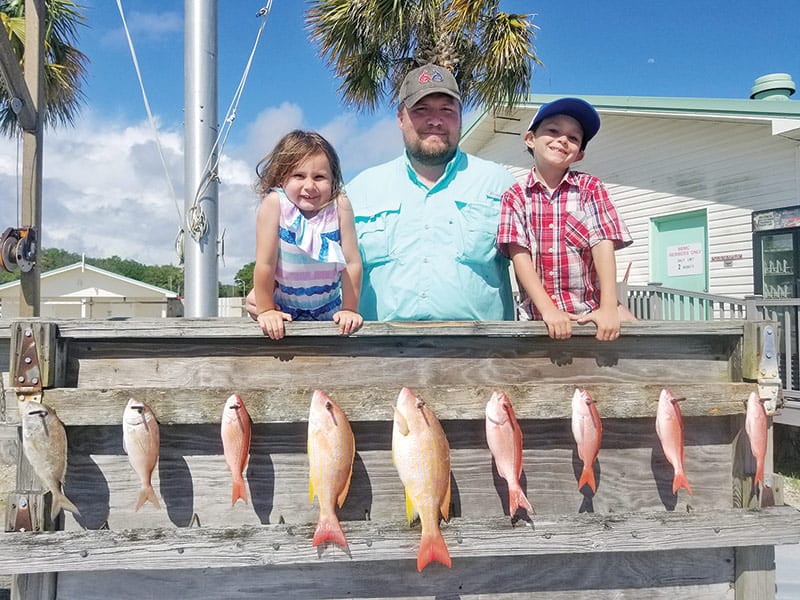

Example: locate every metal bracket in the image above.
[12,324,44,415]
[5,492,46,532]
[756,324,782,415]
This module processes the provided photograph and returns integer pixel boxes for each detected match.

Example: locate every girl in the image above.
[251,130,363,340]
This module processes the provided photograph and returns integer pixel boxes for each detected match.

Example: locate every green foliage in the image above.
[234,262,255,295]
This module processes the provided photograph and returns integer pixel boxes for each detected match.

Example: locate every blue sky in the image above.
[1,0,798,283]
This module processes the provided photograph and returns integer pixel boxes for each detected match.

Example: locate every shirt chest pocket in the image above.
[454,195,501,266]
[563,212,591,250]
[356,211,397,267]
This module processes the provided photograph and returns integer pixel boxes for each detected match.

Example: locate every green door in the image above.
[650,210,709,318]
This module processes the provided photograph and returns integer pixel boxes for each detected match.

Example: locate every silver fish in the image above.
[21,401,81,520]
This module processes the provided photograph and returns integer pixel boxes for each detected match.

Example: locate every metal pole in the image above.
[183,0,219,316]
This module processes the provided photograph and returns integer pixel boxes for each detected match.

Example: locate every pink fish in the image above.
[485,391,533,516]
[308,390,355,550]
[745,391,768,488]
[656,388,693,495]
[392,387,452,572]
[571,388,603,493]
[122,398,161,510]
[221,394,252,505]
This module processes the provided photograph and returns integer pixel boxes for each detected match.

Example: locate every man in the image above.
[347,63,516,321]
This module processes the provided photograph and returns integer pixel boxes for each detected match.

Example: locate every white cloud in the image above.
[0,103,405,285]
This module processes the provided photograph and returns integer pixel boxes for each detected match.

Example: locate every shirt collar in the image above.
[404,147,465,192]
[527,166,576,192]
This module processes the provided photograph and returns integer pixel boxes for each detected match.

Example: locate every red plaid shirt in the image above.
[496,168,632,320]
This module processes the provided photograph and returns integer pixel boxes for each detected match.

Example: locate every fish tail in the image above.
[509,486,534,516]
[135,485,162,511]
[231,476,248,506]
[417,529,452,572]
[672,470,693,496]
[578,465,597,493]
[51,492,81,520]
[312,514,348,550]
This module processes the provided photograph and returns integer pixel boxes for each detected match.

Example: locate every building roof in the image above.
[0,261,179,298]
[463,91,800,145]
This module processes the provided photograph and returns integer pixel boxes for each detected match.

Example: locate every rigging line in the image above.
[115,0,183,226]
[187,0,273,233]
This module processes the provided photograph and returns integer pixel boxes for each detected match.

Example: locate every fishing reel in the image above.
[0,227,37,273]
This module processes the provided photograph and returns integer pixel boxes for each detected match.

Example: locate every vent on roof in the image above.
[750,73,796,101]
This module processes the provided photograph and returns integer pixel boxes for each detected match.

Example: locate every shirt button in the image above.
[549,223,554,228]
[420,292,428,298]
[548,247,554,253]
[551,294,557,300]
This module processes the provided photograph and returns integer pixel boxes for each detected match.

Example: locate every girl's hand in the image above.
[333,310,363,336]
[257,309,292,340]
[541,307,574,340]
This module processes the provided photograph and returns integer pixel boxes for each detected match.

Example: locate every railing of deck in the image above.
[622,283,800,422]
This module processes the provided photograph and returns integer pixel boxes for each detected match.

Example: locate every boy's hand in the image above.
[333,310,363,336]
[576,306,620,341]
[257,309,292,340]
[541,307,575,340]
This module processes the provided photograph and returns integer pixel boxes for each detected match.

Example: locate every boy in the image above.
[496,97,633,341]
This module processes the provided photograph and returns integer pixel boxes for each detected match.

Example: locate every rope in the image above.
[115,0,182,227]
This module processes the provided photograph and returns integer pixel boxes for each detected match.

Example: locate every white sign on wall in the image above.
[667,243,704,276]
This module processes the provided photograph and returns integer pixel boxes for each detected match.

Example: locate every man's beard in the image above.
[404,134,457,166]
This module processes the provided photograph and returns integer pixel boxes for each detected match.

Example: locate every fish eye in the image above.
[325,401,333,410]
[415,400,425,409]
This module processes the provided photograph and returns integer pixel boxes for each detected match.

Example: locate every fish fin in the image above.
[135,486,161,511]
[440,477,452,521]
[509,487,534,516]
[417,529,452,572]
[405,489,417,525]
[337,465,353,509]
[578,465,597,493]
[51,491,81,520]
[393,407,409,436]
[231,477,248,506]
[312,514,348,550]
[672,471,693,496]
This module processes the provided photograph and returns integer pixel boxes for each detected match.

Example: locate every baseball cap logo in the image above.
[418,68,445,84]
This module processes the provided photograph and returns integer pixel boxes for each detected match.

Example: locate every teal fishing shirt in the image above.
[348,148,516,321]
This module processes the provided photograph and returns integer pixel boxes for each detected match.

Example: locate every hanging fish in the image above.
[123,398,161,510]
[485,390,533,516]
[745,391,768,489]
[572,388,603,493]
[308,390,355,550]
[392,387,452,571]
[656,388,693,495]
[221,394,252,505]
[21,401,81,520]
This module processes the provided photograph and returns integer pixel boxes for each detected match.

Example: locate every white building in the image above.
[461,73,800,299]
[0,261,182,319]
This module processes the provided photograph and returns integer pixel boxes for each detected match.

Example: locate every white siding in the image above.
[469,110,800,298]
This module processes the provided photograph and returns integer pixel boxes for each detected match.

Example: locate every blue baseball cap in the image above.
[527,98,601,148]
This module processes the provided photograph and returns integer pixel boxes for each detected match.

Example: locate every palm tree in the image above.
[305,0,541,113]
[0,0,88,135]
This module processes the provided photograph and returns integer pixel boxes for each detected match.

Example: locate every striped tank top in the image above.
[273,188,345,320]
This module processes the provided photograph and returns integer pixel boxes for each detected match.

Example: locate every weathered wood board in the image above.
[0,318,797,600]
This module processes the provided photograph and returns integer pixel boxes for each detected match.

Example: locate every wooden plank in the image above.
[2,383,756,426]
[0,507,796,575]
[54,548,736,600]
[47,318,750,340]
[735,545,776,600]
